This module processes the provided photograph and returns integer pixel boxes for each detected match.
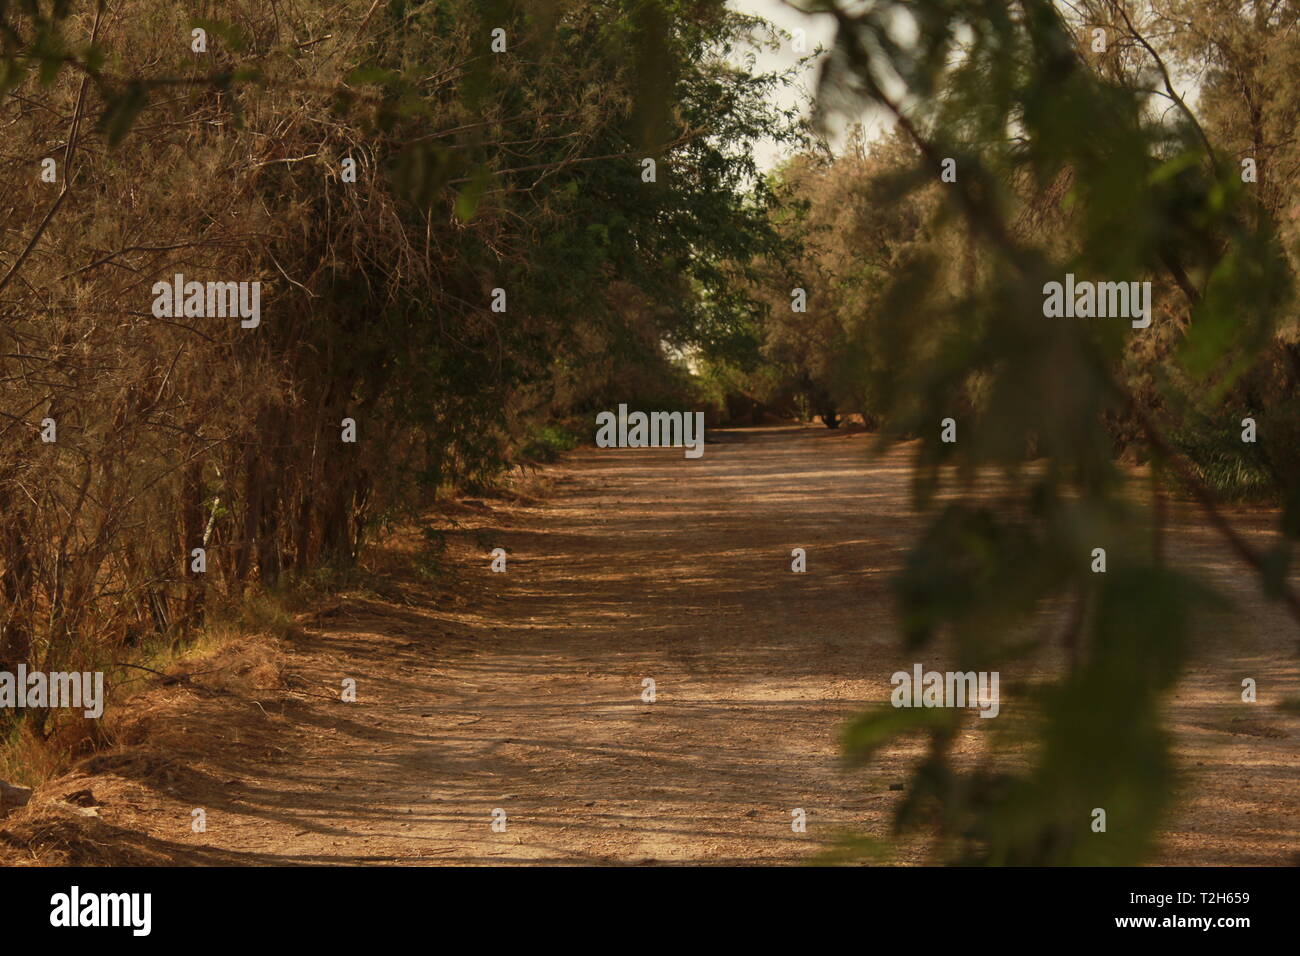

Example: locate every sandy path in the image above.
[198,426,921,864]
[7,425,1296,865]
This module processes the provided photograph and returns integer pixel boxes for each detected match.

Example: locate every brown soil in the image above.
[2,425,1297,865]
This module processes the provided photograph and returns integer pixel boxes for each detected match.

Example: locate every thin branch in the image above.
[0,6,103,295]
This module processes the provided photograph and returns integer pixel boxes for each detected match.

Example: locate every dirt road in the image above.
[5,426,1297,865]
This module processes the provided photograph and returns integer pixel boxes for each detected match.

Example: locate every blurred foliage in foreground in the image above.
[767,0,1299,864]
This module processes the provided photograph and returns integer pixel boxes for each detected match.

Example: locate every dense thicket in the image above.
[0,0,800,737]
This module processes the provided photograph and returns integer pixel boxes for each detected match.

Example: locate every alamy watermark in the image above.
[891,664,1000,718]
[595,404,705,459]
[151,273,261,328]
[50,886,151,936]
[1042,273,1151,329]
[0,666,104,718]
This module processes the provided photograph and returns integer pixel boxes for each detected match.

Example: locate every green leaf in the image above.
[345,66,401,87]
[841,704,958,766]
[97,83,148,147]
[190,18,248,54]
[454,166,492,222]
[0,59,29,100]
[1260,542,1291,600]
[1147,149,1200,186]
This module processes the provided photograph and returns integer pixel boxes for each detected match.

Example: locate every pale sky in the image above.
[726,0,880,169]
[727,1,1203,170]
